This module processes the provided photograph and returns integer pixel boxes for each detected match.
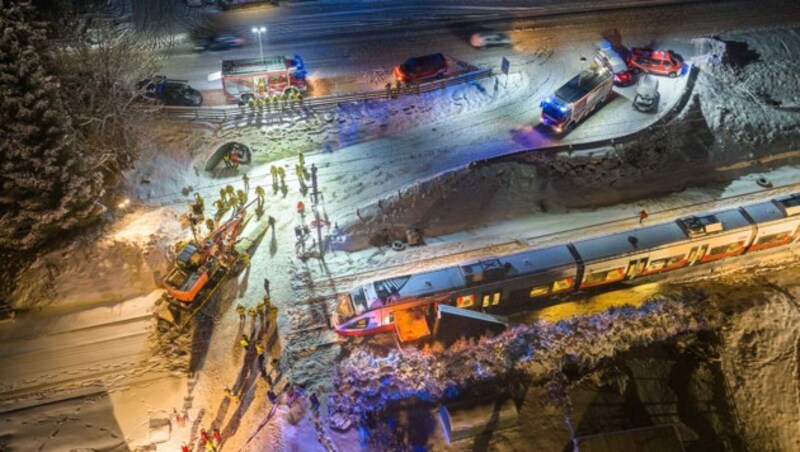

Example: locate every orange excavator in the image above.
[157,202,253,329]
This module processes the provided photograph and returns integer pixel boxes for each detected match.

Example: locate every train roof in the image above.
[676,208,751,237]
[572,221,687,262]
[372,267,465,301]
[775,193,800,216]
[496,245,577,276]
[742,200,786,224]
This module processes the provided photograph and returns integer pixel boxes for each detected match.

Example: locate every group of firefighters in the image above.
[180,150,328,450]
[222,144,246,169]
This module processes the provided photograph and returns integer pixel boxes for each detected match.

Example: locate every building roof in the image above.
[574,424,685,452]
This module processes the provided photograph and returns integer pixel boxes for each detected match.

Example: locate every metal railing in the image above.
[157,68,493,124]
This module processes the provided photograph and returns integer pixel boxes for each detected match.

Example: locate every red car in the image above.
[393,54,448,84]
[627,48,683,78]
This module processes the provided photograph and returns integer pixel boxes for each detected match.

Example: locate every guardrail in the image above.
[158,68,493,124]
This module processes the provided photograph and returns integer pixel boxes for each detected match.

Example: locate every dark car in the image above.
[393,53,448,84]
[194,34,245,52]
[136,76,203,107]
[627,48,683,78]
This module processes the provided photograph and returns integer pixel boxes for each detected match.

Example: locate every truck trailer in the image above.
[539,65,613,134]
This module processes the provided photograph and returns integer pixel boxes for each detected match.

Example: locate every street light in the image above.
[252,26,266,63]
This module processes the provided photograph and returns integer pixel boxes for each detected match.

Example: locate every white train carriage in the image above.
[451,245,579,311]
[573,209,756,289]
[333,245,579,335]
[334,192,800,338]
[743,194,800,251]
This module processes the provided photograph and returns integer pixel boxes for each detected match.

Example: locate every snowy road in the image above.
[164,0,799,94]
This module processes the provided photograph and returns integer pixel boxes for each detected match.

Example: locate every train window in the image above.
[456,294,475,308]
[708,241,744,257]
[552,277,574,293]
[756,231,791,245]
[383,314,394,325]
[584,268,625,285]
[530,286,550,297]
[352,319,369,329]
[481,292,501,306]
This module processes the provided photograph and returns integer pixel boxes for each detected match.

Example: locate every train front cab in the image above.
[573,209,756,289]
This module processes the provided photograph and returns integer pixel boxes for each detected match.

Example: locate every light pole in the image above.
[252,26,266,63]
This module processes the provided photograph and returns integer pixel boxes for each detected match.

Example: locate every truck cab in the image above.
[540,65,613,134]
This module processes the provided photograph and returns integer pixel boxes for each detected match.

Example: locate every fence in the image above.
[157,67,493,124]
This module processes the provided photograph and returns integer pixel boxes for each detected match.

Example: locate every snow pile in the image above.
[696,30,800,159]
[328,291,708,426]
[718,282,800,450]
[9,207,183,309]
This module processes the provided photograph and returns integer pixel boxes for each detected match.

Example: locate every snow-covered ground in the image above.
[4,10,800,451]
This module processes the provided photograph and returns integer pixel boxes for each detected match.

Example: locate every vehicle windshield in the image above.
[542,102,567,120]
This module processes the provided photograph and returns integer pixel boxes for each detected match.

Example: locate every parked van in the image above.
[633,74,660,113]
[393,54,448,84]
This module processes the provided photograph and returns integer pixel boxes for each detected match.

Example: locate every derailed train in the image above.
[332,193,800,336]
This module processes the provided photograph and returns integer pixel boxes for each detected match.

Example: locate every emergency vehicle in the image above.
[539,64,613,134]
[221,55,308,104]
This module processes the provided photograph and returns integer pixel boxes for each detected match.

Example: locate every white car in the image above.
[470,31,511,48]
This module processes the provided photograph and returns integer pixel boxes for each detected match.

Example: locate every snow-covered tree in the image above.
[0,1,106,250]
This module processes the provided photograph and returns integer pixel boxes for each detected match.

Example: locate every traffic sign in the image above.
[501,57,510,75]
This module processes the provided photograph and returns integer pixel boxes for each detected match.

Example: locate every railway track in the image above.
[307,181,800,301]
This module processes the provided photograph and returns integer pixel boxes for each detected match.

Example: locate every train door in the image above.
[688,245,708,265]
[481,291,502,310]
[625,258,648,279]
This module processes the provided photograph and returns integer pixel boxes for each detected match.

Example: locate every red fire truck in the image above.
[221,55,308,104]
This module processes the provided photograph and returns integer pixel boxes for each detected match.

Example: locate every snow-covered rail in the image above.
[318,178,800,295]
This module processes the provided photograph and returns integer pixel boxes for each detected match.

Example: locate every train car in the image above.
[334,192,800,338]
[743,193,800,251]
[573,208,755,289]
[333,245,578,336]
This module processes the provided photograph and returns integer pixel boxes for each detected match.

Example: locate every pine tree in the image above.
[0,1,105,250]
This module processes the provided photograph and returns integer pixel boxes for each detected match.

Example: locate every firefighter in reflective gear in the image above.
[242,173,250,193]
[205,218,215,233]
[255,185,266,210]
[225,386,240,403]
[270,165,279,185]
[219,188,227,203]
[298,152,305,169]
[236,304,246,322]
[248,307,257,323]
[239,334,250,349]
[277,166,286,186]
[236,189,248,209]
[239,252,250,268]
[222,152,232,168]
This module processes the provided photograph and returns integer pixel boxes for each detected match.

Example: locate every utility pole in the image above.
[310,163,324,258]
